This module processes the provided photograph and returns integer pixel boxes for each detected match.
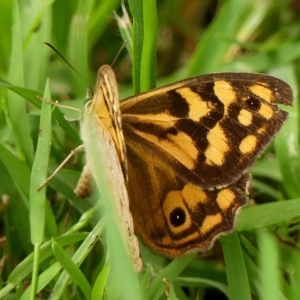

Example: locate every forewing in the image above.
[121,73,292,188]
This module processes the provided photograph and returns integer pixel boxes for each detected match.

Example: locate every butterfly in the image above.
[75,65,293,261]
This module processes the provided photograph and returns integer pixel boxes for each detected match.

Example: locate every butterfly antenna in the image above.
[44,42,93,95]
[111,41,129,67]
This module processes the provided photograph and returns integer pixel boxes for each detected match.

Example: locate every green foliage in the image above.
[0,0,299,299]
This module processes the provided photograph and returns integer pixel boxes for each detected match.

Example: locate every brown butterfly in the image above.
[76,65,292,259]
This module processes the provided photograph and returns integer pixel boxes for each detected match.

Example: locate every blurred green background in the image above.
[0,0,300,299]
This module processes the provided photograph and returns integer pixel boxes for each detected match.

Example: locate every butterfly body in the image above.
[77,66,293,258]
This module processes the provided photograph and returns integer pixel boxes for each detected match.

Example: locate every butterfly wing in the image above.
[121,72,292,256]
[126,138,249,256]
[121,73,292,189]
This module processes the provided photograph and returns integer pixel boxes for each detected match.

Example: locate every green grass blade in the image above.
[52,240,92,300]
[237,198,300,231]
[29,80,53,297]
[8,234,88,285]
[217,43,300,73]
[19,263,62,300]
[81,109,142,299]
[146,254,195,300]
[257,229,282,300]
[91,263,110,300]
[30,80,52,244]
[272,66,300,198]
[68,0,93,97]
[175,277,229,298]
[140,0,157,92]
[49,218,106,299]
[128,0,143,93]
[221,232,251,300]
[115,4,133,60]
[22,0,52,92]
[7,0,34,166]
[128,0,157,93]
[1,82,81,143]
[0,143,31,197]
[187,0,268,75]
[88,0,120,53]
[288,247,300,300]
[0,1,12,77]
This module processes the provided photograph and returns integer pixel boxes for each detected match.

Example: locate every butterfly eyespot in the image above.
[245,96,261,111]
[170,207,186,227]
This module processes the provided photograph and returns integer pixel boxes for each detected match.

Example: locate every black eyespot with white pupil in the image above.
[170,207,186,227]
[246,96,261,111]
